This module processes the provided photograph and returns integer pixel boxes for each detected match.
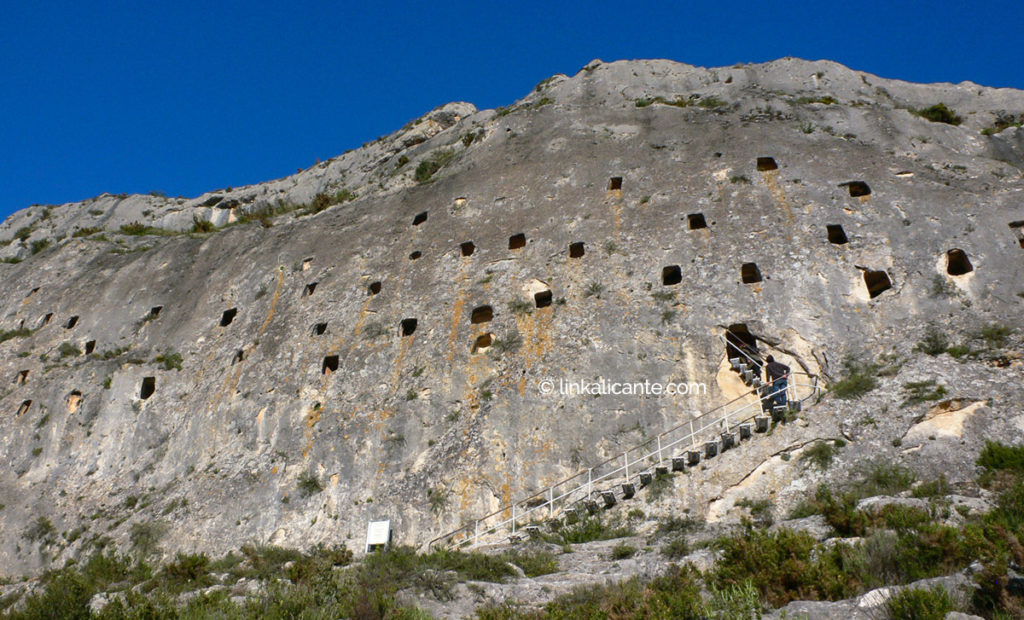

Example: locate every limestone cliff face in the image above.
[1,58,1022,576]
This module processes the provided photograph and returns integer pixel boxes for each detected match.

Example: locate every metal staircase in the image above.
[426,340,823,551]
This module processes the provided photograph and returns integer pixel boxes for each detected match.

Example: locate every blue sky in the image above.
[2,1,1022,220]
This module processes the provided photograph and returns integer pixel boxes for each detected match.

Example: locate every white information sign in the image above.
[365,520,391,552]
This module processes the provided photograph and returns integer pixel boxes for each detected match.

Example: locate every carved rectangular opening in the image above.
[301,257,313,271]
[17,400,32,416]
[150,306,163,318]
[841,181,871,197]
[608,176,622,191]
[826,224,848,244]
[756,157,778,171]
[17,370,28,385]
[687,213,707,230]
[863,270,892,298]
[472,333,494,353]
[412,211,428,226]
[1008,221,1024,248]
[534,290,553,308]
[741,263,762,284]
[725,324,760,368]
[409,251,422,260]
[65,316,79,329]
[140,377,155,400]
[946,249,973,275]
[569,242,585,258]
[400,318,418,337]
[312,322,327,336]
[84,340,96,355]
[508,233,526,250]
[471,305,493,324]
[460,242,475,257]
[220,308,237,327]
[303,282,318,297]
[662,265,682,286]
[368,281,381,295]
[67,390,82,413]
[322,355,339,374]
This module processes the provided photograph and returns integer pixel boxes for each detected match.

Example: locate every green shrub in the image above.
[610,543,637,560]
[130,520,167,558]
[154,351,183,370]
[854,461,917,496]
[161,552,213,591]
[915,103,962,125]
[297,470,323,497]
[501,549,558,577]
[555,516,635,544]
[901,380,947,407]
[831,358,879,399]
[661,536,689,559]
[190,217,216,233]
[57,342,82,358]
[730,174,751,184]
[801,441,840,471]
[71,227,101,238]
[507,299,533,315]
[885,585,955,620]
[413,149,456,184]
[916,325,948,355]
[14,226,34,241]
[736,498,774,526]
[29,238,50,254]
[978,441,1024,472]
[978,323,1012,348]
[0,328,32,343]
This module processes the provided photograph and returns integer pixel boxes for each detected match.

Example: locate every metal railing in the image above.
[426,350,821,550]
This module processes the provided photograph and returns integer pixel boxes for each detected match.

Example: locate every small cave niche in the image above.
[65,316,79,329]
[66,390,82,414]
[41,313,53,327]
[863,270,892,299]
[84,340,96,355]
[26,287,39,299]
[400,318,418,337]
[687,213,708,230]
[508,233,526,250]
[946,249,973,275]
[312,322,328,336]
[569,242,585,258]
[756,157,778,171]
[534,290,553,308]
[841,181,872,197]
[150,306,163,318]
[1008,220,1024,248]
[140,377,156,400]
[17,400,32,416]
[460,241,475,257]
[368,281,382,296]
[16,370,29,385]
[303,282,318,297]
[725,324,759,368]
[662,265,682,286]
[470,305,493,324]
[220,308,237,327]
[741,263,762,284]
[472,333,494,353]
[322,355,339,375]
[232,349,245,365]
[412,211,428,226]
[608,176,623,191]
[409,251,422,260]
[826,224,849,245]
[301,257,313,271]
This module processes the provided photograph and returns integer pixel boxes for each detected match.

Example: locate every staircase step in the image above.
[686,450,701,466]
[754,416,770,432]
[671,456,687,472]
[742,369,754,384]
[772,405,787,421]
[729,357,742,371]
[584,500,600,514]
[655,465,670,476]
[621,483,636,499]
[601,491,617,508]
[739,423,753,440]
[790,400,802,412]
[720,431,737,450]
[638,471,654,486]
[704,441,719,458]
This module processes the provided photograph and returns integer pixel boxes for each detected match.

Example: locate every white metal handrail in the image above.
[426,364,821,550]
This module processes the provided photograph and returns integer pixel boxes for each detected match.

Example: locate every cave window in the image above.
[741,263,762,284]
[509,233,526,250]
[312,322,327,336]
[946,249,973,275]
[569,242,585,258]
[460,242,475,257]
[472,333,494,353]
[841,181,872,197]
[863,270,892,298]
[41,313,53,327]
[725,324,760,370]
[756,157,778,171]
[662,265,682,286]
[322,355,339,374]
[150,306,163,318]
[303,282,318,297]
[401,318,418,337]
[17,370,28,385]
[140,377,155,400]
[65,316,79,329]
[1008,221,1024,248]
[26,287,39,298]
[67,390,82,414]
[84,340,96,355]
[368,281,382,295]
[687,213,707,230]
[827,224,849,245]
[233,349,245,365]
[220,308,237,327]
[470,305,493,324]
[17,400,32,416]
[409,251,422,260]
[301,257,313,271]
[412,211,428,226]
[608,176,623,191]
[534,290,553,308]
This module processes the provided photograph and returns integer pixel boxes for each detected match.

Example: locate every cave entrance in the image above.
[470,305,493,324]
[409,251,422,260]
[412,211,428,226]
[608,177,622,191]
[662,265,682,286]
[220,308,237,327]
[725,324,760,370]
[67,390,82,414]
[827,224,848,245]
[946,249,973,275]
[65,316,79,329]
[841,181,871,197]
[140,377,155,400]
[687,213,708,230]
[150,306,163,318]
[84,340,96,355]
[741,263,762,284]
[534,290,553,308]
[17,400,32,416]
[509,233,526,250]
[401,318,417,337]
[472,333,494,353]
[461,242,475,257]
[756,157,778,171]
[17,370,28,385]
[322,355,339,375]
[569,242,585,258]
[368,281,381,296]
[303,282,318,297]
[312,322,328,336]
[863,270,892,298]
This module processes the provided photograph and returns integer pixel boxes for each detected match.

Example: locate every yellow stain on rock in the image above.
[761,170,793,227]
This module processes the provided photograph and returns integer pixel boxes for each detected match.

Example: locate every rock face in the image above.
[1,58,1023,577]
